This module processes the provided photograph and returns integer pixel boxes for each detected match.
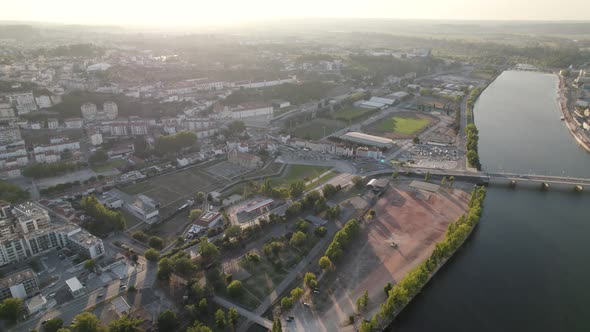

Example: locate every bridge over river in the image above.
[364,168,590,190]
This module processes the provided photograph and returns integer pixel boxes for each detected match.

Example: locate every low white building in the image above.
[26,294,47,314]
[65,277,85,298]
[127,194,159,223]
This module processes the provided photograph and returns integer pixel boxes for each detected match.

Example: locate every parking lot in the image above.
[400,143,460,169]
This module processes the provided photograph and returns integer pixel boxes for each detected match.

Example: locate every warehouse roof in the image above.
[341,132,393,145]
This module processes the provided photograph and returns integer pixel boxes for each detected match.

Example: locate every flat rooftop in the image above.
[65,277,83,292]
[0,268,36,289]
[341,132,393,144]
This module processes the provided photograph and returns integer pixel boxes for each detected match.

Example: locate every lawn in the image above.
[280,165,331,185]
[374,115,431,136]
[333,107,373,121]
[90,159,126,173]
[291,118,346,140]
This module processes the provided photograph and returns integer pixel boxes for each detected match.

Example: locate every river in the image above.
[389,70,590,332]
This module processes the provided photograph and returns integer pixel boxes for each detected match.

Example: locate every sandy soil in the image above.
[288,183,470,332]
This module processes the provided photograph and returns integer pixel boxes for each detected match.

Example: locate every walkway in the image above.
[212,295,273,329]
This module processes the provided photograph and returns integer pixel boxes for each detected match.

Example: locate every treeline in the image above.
[223,81,334,106]
[324,219,361,261]
[367,187,486,330]
[80,195,126,232]
[0,180,29,203]
[154,131,197,156]
[344,55,438,81]
[22,161,85,179]
[466,87,483,124]
[32,43,103,58]
[40,175,104,196]
[466,124,481,170]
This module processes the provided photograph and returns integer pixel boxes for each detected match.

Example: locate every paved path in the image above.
[213,295,273,329]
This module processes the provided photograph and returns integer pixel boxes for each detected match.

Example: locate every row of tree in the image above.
[365,187,487,331]
[323,219,361,262]
[22,161,85,179]
[466,124,481,170]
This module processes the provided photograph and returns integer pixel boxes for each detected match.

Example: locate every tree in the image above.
[148,236,164,250]
[413,136,420,144]
[314,226,327,237]
[289,180,305,198]
[198,237,220,263]
[43,318,64,332]
[83,259,96,272]
[198,298,208,313]
[424,171,430,181]
[0,179,30,203]
[158,310,178,331]
[322,183,338,199]
[172,256,196,276]
[289,231,307,248]
[304,272,318,289]
[319,256,333,271]
[108,316,142,332]
[144,248,160,262]
[352,176,364,189]
[186,321,213,332]
[449,176,455,187]
[227,280,243,298]
[225,225,242,239]
[214,309,226,328]
[195,192,206,204]
[157,257,173,280]
[290,287,304,301]
[356,290,369,312]
[441,176,447,187]
[281,296,293,311]
[132,231,148,243]
[285,202,302,218]
[189,209,203,220]
[359,320,374,332]
[392,171,399,179]
[272,319,283,332]
[71,312,101,332]
[384,282,393,297]
[88,149,108,164]
[228,307,239,327]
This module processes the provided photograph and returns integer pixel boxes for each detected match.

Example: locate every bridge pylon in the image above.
[574,185,584,192]
[540,182,550,191]
[509,180,517,188]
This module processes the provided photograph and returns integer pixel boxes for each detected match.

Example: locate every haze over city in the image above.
[2,0,590,26]
[0,2,589,332]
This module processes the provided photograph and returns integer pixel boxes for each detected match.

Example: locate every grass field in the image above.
[374,115,431,136]
[120,165,220,207]
[90,159,126,173]
[279,165,331,185]
[291,118,345,140]
[333,107,373,121]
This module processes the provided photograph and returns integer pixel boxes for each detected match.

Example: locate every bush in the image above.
[314,226,327,237]
[148,236,165,250]
[227,280,243,298]
[145,248,160,262]
[132,231,148,242]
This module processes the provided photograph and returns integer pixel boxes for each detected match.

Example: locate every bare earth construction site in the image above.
[290,180,471,332]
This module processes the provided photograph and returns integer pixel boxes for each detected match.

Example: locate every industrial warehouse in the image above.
[340,131,394,148]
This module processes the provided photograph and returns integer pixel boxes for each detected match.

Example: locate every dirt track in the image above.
[289,182,470,332]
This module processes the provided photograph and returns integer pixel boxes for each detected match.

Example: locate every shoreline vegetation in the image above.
[465,86,484,170]
[557,74,590,153]
[364,186,487,332]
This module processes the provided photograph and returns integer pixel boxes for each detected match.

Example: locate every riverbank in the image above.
[370,186,487,331]
[286,181,472,332]
[557,74,590,153]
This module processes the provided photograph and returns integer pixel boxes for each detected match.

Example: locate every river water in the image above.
[389,71,590,332]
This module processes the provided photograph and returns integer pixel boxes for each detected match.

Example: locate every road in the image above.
[236,221,339,332]
[14,258,155,332]
[212,296,273,329]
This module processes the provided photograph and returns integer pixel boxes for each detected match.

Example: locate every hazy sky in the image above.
[2,0,589,26]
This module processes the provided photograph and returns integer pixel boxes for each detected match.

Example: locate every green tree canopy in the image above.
[71,312,101,332]
[157,310,178,331]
